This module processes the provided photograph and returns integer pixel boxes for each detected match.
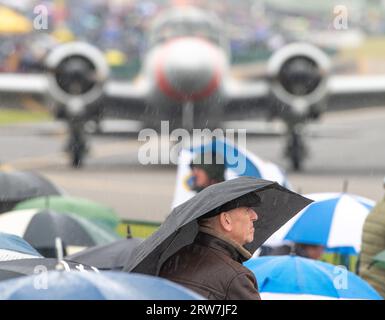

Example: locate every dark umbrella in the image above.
[0,171,62,213]
[0,258,98,281]
[66,238,143,270]
[123,176,312,274]
[0,209,120,258]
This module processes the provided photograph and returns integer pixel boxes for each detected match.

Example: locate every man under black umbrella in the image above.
[159,193,261,299]
[124,176,312,301]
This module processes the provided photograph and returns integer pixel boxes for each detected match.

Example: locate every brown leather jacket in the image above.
[159,227,261,300]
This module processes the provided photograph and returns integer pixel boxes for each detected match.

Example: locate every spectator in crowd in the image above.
[359,177,385,298]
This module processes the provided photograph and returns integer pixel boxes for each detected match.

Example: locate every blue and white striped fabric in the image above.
[172,139,290,208]
[0,232,42,261]
[264,193,375,254]
[244,255,382,300]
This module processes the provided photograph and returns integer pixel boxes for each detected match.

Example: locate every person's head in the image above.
[199,206,258,246]
[190,152,225,192]
[191,166,213,190]
[198,193,260,246]
[295,243,324,260]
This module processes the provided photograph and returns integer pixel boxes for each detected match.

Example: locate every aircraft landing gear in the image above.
[66,120,88,168]
[285,124,307,171]
[182,100,194,131]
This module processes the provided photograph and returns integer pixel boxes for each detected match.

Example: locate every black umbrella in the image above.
[66,238,143,270]
[123,176,312,275]
[0,258,98,281]
[0,209,120,258]
[0,171,62,213]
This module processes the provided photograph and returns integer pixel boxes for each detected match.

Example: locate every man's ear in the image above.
[219,212,232,232]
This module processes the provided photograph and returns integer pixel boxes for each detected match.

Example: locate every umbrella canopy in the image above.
[0,171,62,213]
[0,209,121,257]
[264,193,375,254]
[0,258,98,282]
[0,232,42,261]
[244,255,382,300]
[14,195,120,231]
[124,176,312,274]
[66,238,143,270]
[172,138,291,208]
[0,6,32,34]
[0,271,204,300]
[372,250,385,269]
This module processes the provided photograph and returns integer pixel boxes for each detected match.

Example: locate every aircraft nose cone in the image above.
[156,38,222,101]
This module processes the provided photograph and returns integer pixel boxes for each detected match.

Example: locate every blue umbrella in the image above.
[264,193,375,254]
[0,271,205,300]
[244,255,382,300]
[0,232,42,261]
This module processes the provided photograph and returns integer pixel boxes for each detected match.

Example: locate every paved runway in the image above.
[0,107,384,222]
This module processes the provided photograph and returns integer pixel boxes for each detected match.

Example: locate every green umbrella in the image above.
[14,196,120,232]
[372,250,385,269]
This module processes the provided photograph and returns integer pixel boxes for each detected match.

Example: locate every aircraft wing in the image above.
[327,74,385,110]
[0,73,48,94]
[0,72,149,102]
[0,72,149,117]
[223,73,385,117]
[224,78,270,100]
[223,78,270,117]
[104,79,149,105]
[102,79,150,120]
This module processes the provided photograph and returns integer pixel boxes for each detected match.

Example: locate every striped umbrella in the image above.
[0,209,121,257]
[244,255,382,300]
[264,193,375,254]
[0,271,205,300]
[172,138,290,208]
[0,232,42,261]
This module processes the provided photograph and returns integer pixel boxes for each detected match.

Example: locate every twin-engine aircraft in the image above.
[1,6,384,169]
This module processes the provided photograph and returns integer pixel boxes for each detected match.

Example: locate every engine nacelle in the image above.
[45,42,109,115]
[267,43,330,119]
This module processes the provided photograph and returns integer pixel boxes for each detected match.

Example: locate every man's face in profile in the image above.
[225,206,258,246]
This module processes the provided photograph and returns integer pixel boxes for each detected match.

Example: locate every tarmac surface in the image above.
[0,107,384,222]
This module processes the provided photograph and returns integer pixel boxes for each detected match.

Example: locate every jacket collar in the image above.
[197,226,252,262]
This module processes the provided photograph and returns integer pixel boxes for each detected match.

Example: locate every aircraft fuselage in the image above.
[141,36,230,129]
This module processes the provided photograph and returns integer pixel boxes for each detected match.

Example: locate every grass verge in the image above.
[0,108,51,125]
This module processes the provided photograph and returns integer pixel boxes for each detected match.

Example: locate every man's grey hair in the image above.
[198,215,217,228]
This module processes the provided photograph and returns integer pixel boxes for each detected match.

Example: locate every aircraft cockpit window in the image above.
[149,14,226,48]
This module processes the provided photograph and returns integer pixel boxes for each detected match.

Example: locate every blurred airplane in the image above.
[1,6,385,170]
